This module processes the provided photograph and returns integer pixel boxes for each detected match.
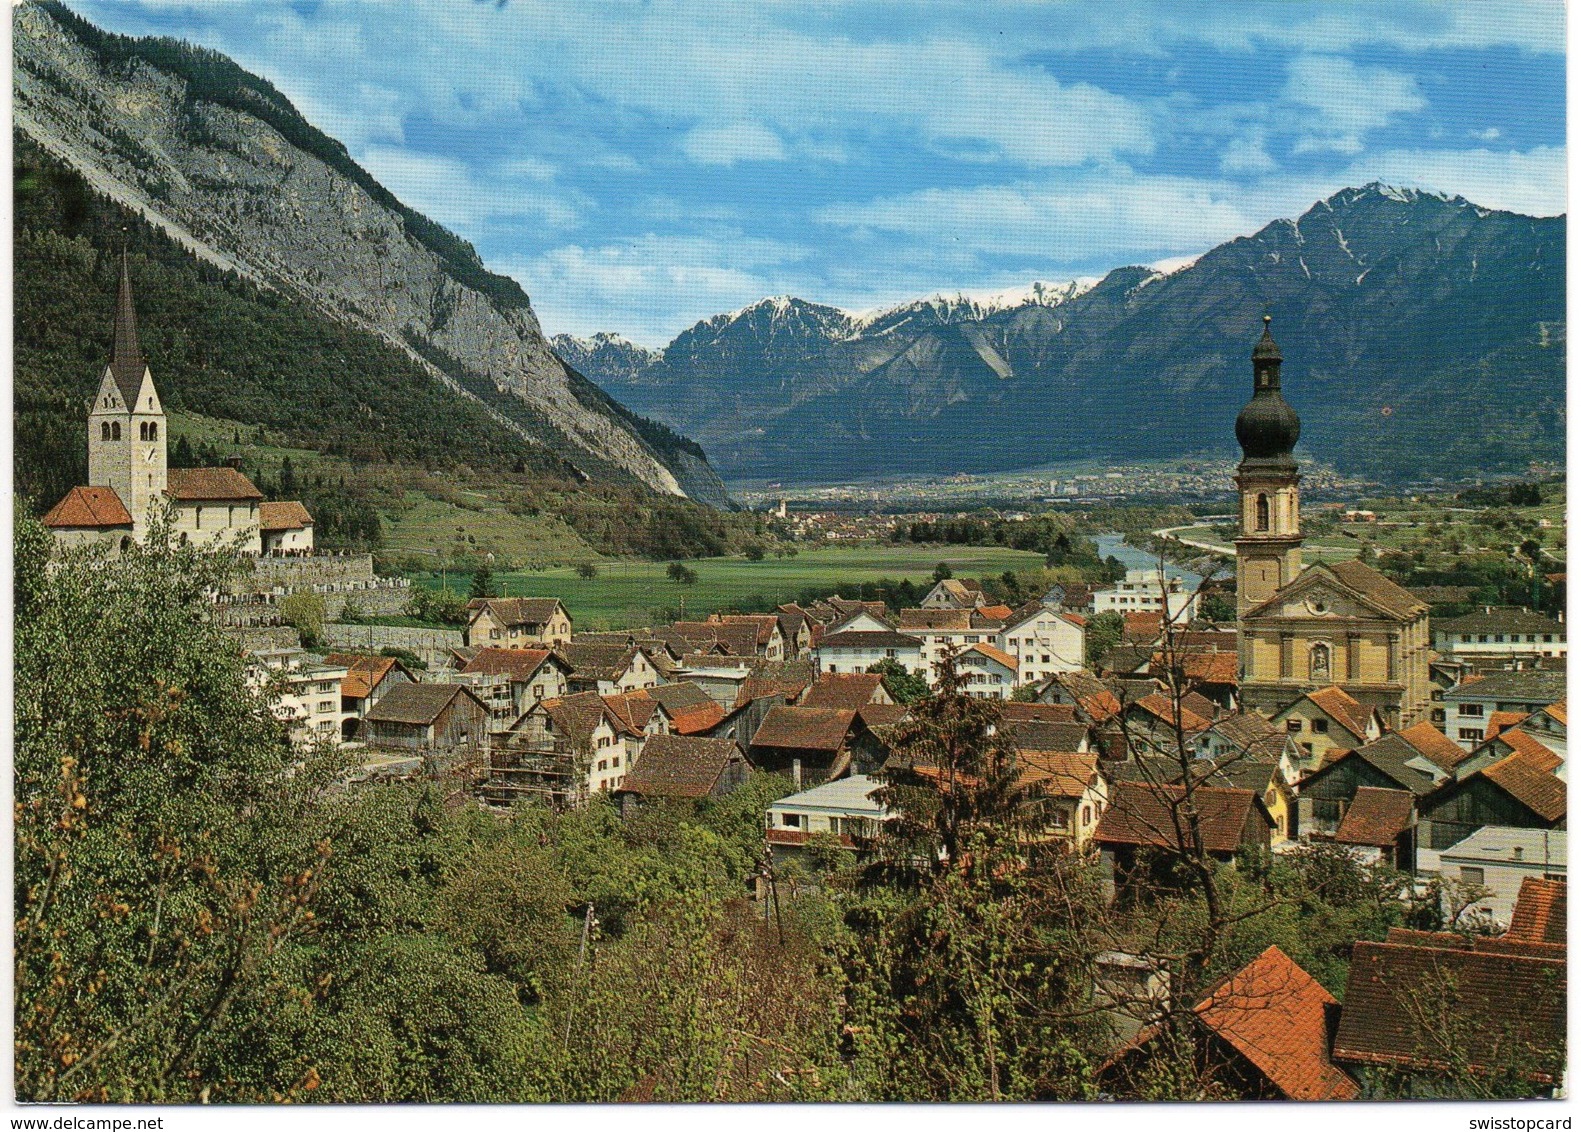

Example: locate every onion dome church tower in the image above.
[1233,316,1303,617]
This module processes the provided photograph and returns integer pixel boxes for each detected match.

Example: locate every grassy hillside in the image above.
[414,545,1047,630]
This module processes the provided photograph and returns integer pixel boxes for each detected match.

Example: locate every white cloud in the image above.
[501,233,812,345]
[1220,128,1278,175]
[681,121,787,166]
[1342,145,1566,216]
[1284,55,1426,154]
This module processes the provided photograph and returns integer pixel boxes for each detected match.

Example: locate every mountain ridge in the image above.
[573,184,1564,484]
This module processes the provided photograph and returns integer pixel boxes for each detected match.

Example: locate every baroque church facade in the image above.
[43,253,309,555]
[1233,317,1431,730]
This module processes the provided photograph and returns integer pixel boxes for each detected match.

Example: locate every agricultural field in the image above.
[412,544,1047,630]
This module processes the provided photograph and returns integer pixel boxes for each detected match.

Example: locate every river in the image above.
[1093,533,1230,587]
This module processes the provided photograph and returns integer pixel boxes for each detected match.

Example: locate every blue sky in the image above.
[73,1,1565,346]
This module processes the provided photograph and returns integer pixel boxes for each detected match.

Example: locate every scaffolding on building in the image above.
[479,736,589,810]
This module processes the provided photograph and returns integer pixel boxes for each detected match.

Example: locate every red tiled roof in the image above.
[1505,878,1567,946]
[165,466,264,502]
[750,705,857,753]
[1333,787,1415,848]
[1492,730,1564,774]
[976,603,1015,621]
[42,485,133,529]
[259,500,313,531]
[963,642,1018,671]
[1478,752,1567,821]
[1333,940,1565,1081]
[1094,782,1268,854]
[602,690,661,734]
[1194,947,1360,1100]
[1304,686,1375,741]
[801,672,888,710]
[1486,710,1531,740]
[1543,701,1567,726]
[1016,750,1099,799]
[1122,612,1164,642]
[1397,721,1473,771]
[324,653,402,700]
[1130,692,1214,734]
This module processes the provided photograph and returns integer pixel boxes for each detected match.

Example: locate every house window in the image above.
[1286,719,1302,733]
[1311,718,1329,734]
[1460,704,1484,718]
[1460,866,1485,886]
[598,760,607,771]
[782,813,801,828]
[1081,805,1092,825]
[490,629,501,640]
[318,700,334,713]
[1458,728,1484,741]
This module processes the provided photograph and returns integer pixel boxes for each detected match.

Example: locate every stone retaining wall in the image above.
[320,623,465,667]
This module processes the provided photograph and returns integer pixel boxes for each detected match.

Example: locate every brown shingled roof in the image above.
[999,702,1080,724]
[467,597,566,628]
[166,467,265,502]
[801,672,888,710]
[323,653,404,700]
[621,735,745,798]
[1017,750,1099,799]
[42,485,133,529]
[1397,721,1474,772]
[259,500,313,531]
[1333,787,1415,848]
[364,682,480,726]
[461,647,556,683]
[749,705,856,753]
[1094,782,1269,854]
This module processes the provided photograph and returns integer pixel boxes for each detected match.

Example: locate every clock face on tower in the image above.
[144,448,157,463]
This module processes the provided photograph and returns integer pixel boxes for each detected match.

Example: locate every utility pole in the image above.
[562,901,597,1050]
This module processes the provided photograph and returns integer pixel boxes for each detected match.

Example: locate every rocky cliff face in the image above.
[14,1,727,503]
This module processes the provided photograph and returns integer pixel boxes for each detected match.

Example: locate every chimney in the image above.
[225,456,243,470]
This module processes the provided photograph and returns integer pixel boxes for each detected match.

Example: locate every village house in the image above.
[459,647,573,730]
[1329,786,1418,871]
[248,647,352,745]
[772,604,815,658]
[1415,749,1566,859]
[1151,649,1240,712]
[508,690,642,796]
[560,640,663,695]
[1294,732,1451,844]
[1269,685,1385,770]
[1193,712,1303,783]
[955,643,1018,699]
[1091,568,1200,624]
[748,705,885,786]
[615,735,750,812]
[1018,750,1108,849]
[813,629,924,677]
[362,682,490,754]
[799,672,894,711]
[1435,828,1566,926]
[1101,945,1360,1101]
[919,577,987,610]
[325,652,416,741]
[765,774,887,869]
[706,613,789,660]
[999,601,1086,685]
[896,608,1008,684]
[671,618,785,660]
[1035,672,1123,723]
[1441,670,1569,751]
[1432,606,1566,663]
[1095,781,1275,900]
[645,681,728,735]
[463,597,572,649]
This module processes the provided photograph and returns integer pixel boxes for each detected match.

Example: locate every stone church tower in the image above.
[87,251,166,539]
[1233,316,1303,617]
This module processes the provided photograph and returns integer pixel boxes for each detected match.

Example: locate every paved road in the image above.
[1153,524,1234,556]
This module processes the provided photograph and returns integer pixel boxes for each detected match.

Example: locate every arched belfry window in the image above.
[149,422,158,441]
[1255,494,1270,532]
[101,423,111,441]
[110,422,121,441]
[1309,642,1331,681]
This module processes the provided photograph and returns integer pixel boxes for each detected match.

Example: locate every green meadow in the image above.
[414,544,1046,630]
